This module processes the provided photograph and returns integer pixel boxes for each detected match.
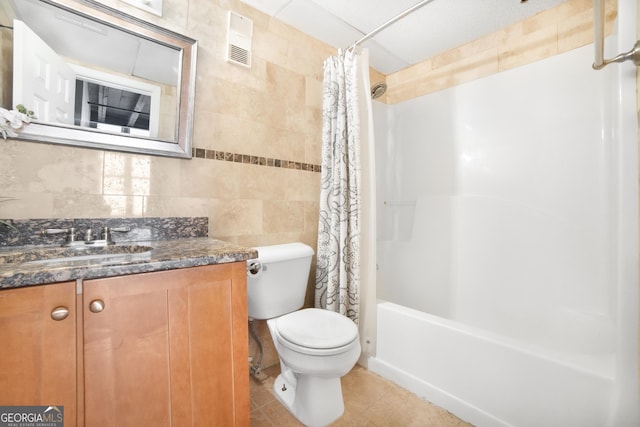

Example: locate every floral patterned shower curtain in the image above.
[315,48,371,325]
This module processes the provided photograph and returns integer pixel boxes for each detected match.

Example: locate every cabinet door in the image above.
[0,282,77,425]
[83,263,249,427]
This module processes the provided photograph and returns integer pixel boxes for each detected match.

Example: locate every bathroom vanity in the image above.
[0,218,256,427]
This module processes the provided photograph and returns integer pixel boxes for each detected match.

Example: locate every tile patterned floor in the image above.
[250,365,474,427]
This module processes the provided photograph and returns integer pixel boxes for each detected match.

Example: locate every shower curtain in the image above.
[315,48,377,355]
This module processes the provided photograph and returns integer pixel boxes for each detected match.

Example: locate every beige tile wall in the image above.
[0,0,333,254]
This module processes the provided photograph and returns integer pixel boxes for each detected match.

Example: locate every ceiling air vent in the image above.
[227,11,253,68]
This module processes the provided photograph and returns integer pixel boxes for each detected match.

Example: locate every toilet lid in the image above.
[275,308,358,349]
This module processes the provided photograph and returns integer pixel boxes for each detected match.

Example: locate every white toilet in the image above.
[247,243,361,427]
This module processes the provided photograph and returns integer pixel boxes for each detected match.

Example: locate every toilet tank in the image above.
[246,242,314,320]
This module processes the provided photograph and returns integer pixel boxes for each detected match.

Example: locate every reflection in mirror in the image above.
[72,64,163,138]
[75,79,154,137]
[0,0,197,158]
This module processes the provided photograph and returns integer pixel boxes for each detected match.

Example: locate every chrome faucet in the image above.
[41,227,80,245]
[41,225,131,246]
[84,227,97,242]
[101,226,131,244]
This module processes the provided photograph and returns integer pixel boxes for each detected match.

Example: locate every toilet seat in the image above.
[273,308,359,356]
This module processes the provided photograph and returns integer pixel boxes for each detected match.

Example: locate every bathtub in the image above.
[368,301,614,427]
[370,193,621,426]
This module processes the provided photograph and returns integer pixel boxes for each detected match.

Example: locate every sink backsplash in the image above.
[0,217,208,247]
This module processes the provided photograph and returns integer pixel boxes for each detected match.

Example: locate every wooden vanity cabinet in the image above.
[82,263,249,427]
[0,262,249,427]
[0,282,77,425]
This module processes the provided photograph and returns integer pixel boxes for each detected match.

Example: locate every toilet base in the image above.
[272,369,345,427]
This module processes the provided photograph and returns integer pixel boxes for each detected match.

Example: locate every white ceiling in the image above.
[239,0,569,74]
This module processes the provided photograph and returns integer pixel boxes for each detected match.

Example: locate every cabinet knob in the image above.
[89,299,105,313]
[51,306,69,321]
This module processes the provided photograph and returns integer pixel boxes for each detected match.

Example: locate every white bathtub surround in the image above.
[370,3,638,425]
[316,47,378,360]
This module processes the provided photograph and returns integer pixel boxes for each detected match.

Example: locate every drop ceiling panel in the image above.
[307,0,421,34]
[275,0,364,50]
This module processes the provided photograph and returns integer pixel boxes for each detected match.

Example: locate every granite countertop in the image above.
[0,238,258,289]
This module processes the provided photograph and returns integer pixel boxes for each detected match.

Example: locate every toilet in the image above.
[246,243,361,427]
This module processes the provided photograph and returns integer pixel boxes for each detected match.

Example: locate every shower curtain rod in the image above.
[347,0,435,50]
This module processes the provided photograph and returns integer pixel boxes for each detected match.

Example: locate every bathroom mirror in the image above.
[0,0,197,158]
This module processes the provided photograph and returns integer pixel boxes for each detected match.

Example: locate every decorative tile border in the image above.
[192,148,321,173]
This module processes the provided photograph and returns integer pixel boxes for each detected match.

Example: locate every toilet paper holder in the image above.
[247,260,262,276]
